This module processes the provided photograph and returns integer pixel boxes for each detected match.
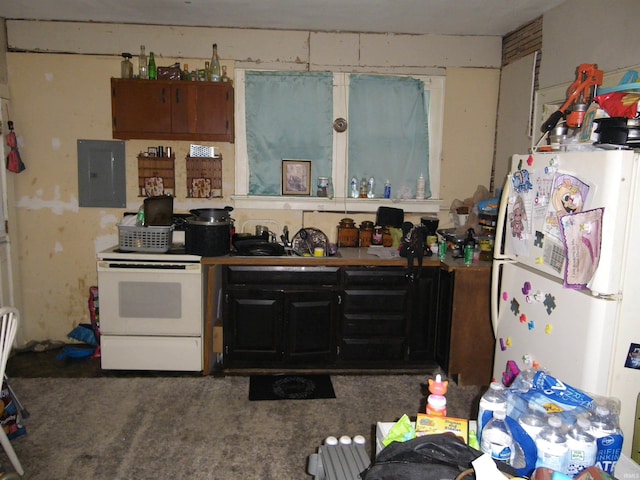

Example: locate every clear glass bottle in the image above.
[416,172,426,199]
[204,61,211,81]
[481,410,514,465]
[221,65,231,84]
[121,53,133,79]
[138,45,148,79]
[148,51,157,80]
[210,43,221,82]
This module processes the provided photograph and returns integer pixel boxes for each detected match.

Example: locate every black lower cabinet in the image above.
[223,264,443,371]
[223,266,339,368]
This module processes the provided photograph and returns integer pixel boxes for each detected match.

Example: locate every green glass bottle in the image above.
[148,51,157,80]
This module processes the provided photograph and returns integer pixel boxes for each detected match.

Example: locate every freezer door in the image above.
[492,261,617,396]
[500,150,637,295]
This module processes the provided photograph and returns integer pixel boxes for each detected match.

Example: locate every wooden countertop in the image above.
[201,247,491,269]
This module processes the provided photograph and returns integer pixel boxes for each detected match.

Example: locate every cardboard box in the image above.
[415,414,469,443]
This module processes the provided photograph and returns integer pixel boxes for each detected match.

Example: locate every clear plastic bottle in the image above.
[350,176,359,198]
[480,410,514,465]
[589,405,623,475]
[138,45,148,79]
[535,415,569,474]
[148,51,157,80]
[416,173,426,199]
[209,43,221,82]
[566,417,597,476]
[477,381,507,441]
[517,403,546,442]
[384,180,391,199]
[367,177,375,198]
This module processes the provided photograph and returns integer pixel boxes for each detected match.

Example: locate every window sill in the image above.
[230,195,441,214]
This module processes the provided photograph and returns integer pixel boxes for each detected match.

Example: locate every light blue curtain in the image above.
[348,75,430,198]
[245,71,333,195]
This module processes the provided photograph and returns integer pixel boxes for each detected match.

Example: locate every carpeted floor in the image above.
[0,374,485,479]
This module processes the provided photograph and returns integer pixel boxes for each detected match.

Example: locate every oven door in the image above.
[97,260,202,336]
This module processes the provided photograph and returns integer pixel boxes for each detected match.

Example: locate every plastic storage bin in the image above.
[118,225,173,252]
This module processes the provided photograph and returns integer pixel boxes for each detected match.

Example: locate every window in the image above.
[234,70,444,213]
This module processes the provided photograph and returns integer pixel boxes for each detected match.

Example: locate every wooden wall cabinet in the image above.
[111,78,234,142]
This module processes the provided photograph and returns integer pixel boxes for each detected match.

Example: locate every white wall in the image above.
[540,0,640,88]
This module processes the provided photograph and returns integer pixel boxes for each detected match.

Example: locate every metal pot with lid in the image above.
[185,206,233,257]
[189,206,233,223]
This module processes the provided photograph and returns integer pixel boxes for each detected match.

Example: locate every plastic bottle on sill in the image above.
[384,180,391,199]
[350,177,359,198]
[480,410,514,465]
[416,173,426,199]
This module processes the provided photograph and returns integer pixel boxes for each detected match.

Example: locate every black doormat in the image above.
[249,374,336,401]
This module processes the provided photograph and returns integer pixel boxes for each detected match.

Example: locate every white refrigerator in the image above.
[491,149,640,456]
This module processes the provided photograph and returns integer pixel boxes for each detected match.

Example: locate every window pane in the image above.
[348,75,430,199]
[245,71,333,195]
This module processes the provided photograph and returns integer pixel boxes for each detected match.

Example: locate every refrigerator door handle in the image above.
[494,173,512,260]
[491,258,515,337]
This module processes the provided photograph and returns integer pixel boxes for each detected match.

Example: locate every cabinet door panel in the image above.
[112,79,171,136]
[225,289,283,361]
[285,291,336,362]
[193,84,234,137]
[409,267,440,360]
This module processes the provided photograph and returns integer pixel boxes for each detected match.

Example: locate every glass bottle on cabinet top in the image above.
[209,43,221,82]
[138,45,148,79]
[148,51,157,80]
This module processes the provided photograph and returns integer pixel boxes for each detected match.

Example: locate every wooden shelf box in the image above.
[137,154,175,197]
[186,155,222,198]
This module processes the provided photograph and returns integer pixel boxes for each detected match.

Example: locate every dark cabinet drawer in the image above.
[342,289,407,312]
[340,337,405,361]
[226,266,340,286]
[342,313,406,336]
[343,267,408,287]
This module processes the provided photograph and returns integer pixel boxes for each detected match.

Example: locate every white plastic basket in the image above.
[118,225,173,252]
[189,144,218,157]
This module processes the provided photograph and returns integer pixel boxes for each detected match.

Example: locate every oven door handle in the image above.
[97,261,201,272]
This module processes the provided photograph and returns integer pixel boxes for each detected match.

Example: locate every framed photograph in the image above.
[282,159,311,195]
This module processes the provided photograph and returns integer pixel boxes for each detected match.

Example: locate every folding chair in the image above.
[0,308,24,476]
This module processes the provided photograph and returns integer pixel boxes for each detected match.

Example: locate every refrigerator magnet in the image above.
[545,324,553,334]
[624,343,640,369]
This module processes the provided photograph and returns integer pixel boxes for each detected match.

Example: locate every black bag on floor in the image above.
[360,433,516,480]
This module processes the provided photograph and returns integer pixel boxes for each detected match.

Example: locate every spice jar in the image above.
[337,218,359,247]
[359,220,373,247]
[371,226,383,246]
[382,227,393,247]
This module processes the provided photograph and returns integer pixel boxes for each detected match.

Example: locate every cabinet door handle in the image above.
[175,88,180,104]
[161,88,166,104]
